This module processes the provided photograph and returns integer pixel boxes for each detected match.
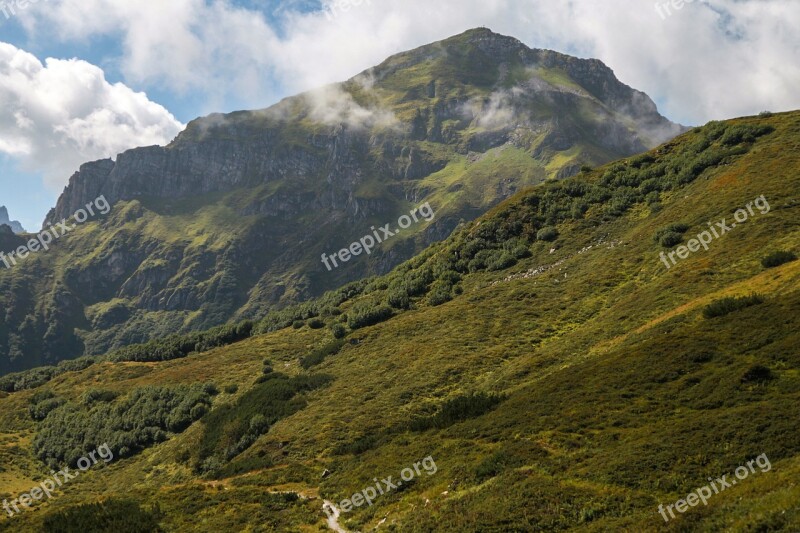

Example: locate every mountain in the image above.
[0,206,25,234]
[0,28,685,374]
[0,111,795,531]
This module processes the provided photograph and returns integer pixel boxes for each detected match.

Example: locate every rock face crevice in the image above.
[1,28,686,373]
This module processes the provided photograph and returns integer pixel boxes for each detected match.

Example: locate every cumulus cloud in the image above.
[0,43,183,189]
[16,0,800,125]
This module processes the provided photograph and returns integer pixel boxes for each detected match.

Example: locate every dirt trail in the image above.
[323,500,353,533]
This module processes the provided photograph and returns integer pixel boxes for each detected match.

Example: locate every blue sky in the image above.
[1,0,798,231]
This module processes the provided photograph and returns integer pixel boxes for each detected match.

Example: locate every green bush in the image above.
[81,389,119,405]
[658,231,684,248]
[347,301,393,330]
[741,364,774,384]
[300,340,345,369]
[536,226,559,242]
[702,294,765,319]
[33,384,217,468]
[654,223,690,247]
[761,250,797,268]
[428,280,454,306]
[223,384,239,394]
[330,323,347,339]
[409,392,507,431]
[41,499,163,533]
[307,318,325,329]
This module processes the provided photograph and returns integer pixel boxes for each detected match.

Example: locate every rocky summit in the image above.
[0,206,25,234]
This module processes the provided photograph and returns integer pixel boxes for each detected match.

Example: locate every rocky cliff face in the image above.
[1,28,685,373]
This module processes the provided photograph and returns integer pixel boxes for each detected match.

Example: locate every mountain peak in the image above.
[0,205,25,234]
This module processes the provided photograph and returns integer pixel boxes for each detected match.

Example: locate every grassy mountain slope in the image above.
[1,111,797,532]
[0,28,684,374]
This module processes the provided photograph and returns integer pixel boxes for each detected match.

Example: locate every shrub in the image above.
[658,231,684,248]
[292,320,304,329]
[347,301,393,330]
[654,223,690,247]
[741,364,774,385]
[300,340,345,369]
[29,397,66,421]
[223,384,239,394]
[428,281,454,306]
[41,499,163,532]
[487,251,517,272]
[387,286,411,309]
[33,384,216,468]
[761,250,797,268]
[409,392,507,431]
[330,323,347,339]
[702,294,765,319]
[536,226,559,242]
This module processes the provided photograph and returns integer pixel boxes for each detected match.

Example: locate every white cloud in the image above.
[16,0,800,126]
[303,82,399,130]
[0,43,184,189]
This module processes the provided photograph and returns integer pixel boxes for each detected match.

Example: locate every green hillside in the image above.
[0,111,797,532]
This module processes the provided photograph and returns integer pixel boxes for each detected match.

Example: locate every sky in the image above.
[0,0,798,231]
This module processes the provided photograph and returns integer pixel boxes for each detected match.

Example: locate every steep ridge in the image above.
[0,28,684,373]
[0,111,797,531]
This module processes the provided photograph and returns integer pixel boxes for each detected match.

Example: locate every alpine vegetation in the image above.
[3,443,114,517]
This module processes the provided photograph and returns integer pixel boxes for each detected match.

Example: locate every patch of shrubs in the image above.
[307,318,325,329]
[347,300,393,330]
[654,223,690,248]
[29,391,66,421]
[741,364,774,385]
[761,250,797,268]
[0,356,96,393]
[107,321,254,363]
[300,339,345,369]
[536,226,559,242]
[330,323,347,339]
[33,383,218,468]
[41,499,163,533]
[702,294,765,319]
[333,434,379,456]
[196,372,331,477]
[409,392,507,431]
[81,389,120,405]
